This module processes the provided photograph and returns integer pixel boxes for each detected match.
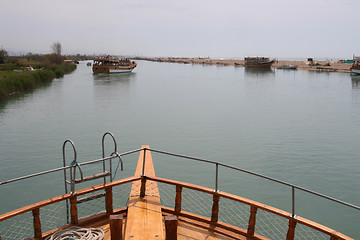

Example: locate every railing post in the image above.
[110,215,123,240]
[32,208,42,239]
[70,196,78,224]
[215,163,219,192]
[291,186,295,217]
[175,185,182,214]
[165,215,178,240]
[142,148,146,176]
[211,194,220,224]
[247,206,257,239]
[140,149,147,198]
[140,176,146,198]
[106,187,113,214]
[286,219,297,240]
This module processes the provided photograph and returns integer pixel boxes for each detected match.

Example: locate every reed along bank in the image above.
[0,63,76,101]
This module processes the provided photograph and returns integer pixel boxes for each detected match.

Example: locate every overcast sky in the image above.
[1,0,359,59]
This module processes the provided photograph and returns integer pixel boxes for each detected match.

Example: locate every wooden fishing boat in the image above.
[93,56,137,74]
[0,133,358,240]
[244,57,276,68]
[350,56,360,75]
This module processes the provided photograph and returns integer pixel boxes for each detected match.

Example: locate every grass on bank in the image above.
[0,63,76,101]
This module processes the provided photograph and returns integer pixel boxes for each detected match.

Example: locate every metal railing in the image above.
[1,134,359,239]
[2,145,359,216]
[143,148,360,217]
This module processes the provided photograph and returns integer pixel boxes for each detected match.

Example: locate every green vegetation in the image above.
[0,51,77,101]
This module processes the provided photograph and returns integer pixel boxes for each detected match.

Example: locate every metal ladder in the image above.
[62,132,123,203]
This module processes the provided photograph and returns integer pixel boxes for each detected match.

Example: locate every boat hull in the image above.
[93,65,136,74]
[245,60,275,68]
[351,66,360,75]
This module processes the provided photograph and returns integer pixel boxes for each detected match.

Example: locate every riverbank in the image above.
[139,57,352,73]
[0,63,76,101]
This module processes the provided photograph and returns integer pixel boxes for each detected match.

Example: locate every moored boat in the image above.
[350,56,360,75]
[277,64,298,70]
[0,133,358,240]
[244,57,276,68]
[93,56,137,74]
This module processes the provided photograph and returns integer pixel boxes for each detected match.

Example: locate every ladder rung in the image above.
[77,191,106,204]
[74,171,111,184]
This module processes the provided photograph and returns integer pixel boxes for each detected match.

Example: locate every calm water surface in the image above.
[0,61,359,238]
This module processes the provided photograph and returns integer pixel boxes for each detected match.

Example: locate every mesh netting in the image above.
[218,197,250,230]
[294,222,329,240]
[181,187,213,218]
[40,201,68,233]
[76,190,106,219]
[254,208,288,239]
[113,182,132,210]
[0,211,34,240]
[158,182,176,209]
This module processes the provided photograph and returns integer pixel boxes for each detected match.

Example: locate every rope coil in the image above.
[44,226,104,240]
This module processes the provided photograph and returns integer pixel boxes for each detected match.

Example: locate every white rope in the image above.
[45,226,104,240]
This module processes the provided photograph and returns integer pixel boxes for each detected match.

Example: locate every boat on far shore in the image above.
[350,56,360,75]
[244,56,276,68]
[277,64,298,70]
[93,56,137,74]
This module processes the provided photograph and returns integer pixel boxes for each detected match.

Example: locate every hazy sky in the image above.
[1,0,359,59]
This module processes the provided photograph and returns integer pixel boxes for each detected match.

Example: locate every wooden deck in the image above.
[92,145,242,239]
[92,216,245,240]
[124,145,164,239]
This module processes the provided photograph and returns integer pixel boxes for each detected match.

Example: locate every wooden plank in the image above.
[124,146,164,240]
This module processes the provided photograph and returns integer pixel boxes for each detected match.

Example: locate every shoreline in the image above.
[137,57,353,73]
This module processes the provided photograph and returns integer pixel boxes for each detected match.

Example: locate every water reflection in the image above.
[244,67,274,77]
[351,74,360,89]
[92,72,136,86]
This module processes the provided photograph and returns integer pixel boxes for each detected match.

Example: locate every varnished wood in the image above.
[0,147,355,240]
[247,206,257,238]
[211,194,220,223]
[175,185,182,214]
[106,187,113,214]
[32,208,42,239]
[147,176,353,240]
[140,177,146,198]
[110,215,123,240]
[0,176,140,222]
[70,196,78,225]
[165,215,178,240]
[286,219,296,240]
[162,207,270,240]
[124,146,164,240]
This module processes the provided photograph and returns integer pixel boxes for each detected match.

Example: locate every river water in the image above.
[0,61,359,238]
